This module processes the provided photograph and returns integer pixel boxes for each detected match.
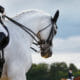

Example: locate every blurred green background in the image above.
[27,62,80,80]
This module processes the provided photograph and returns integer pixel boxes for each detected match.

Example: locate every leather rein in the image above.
[2,15,53,52]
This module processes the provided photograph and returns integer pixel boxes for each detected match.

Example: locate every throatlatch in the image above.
[0,5,10,78]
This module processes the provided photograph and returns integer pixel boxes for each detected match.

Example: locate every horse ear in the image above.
[52,10,59,23]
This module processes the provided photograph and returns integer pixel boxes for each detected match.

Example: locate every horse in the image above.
[61,76,80,80]
[74,76,80,80]
[61,77,80,80]
[0,9,59,80]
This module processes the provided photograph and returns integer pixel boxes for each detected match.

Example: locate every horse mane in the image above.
[13,9,50,19]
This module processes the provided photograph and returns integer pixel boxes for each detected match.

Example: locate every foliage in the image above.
[27,62,80,80]
[69,63,78,72]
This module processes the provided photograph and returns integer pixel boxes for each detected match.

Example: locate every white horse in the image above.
[0,9,59,80]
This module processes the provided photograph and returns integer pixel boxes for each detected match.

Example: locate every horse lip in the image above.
[41,52,52,58]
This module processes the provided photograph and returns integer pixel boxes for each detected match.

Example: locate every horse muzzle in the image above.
[41,47,52,58]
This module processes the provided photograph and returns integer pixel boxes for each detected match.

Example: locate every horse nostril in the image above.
[41,46,52,58]
[50,51,52,57]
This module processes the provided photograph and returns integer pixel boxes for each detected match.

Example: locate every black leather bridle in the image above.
[2,15,57,52]
[0,6,59,54]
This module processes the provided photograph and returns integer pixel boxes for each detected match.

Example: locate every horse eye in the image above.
[49,41,52,46]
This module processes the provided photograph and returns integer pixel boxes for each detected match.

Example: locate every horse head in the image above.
[37,10,59,58]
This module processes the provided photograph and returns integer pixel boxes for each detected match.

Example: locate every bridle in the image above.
[1,15,56,52]
[0,6,59,54]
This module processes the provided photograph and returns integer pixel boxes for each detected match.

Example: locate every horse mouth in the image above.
[41,50,52,58]
[41,53,52,58]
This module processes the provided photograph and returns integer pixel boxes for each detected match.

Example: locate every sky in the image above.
[0,0,80,68]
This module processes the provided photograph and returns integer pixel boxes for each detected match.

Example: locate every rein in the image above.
[4,15,39,43]
[3,15,52,52]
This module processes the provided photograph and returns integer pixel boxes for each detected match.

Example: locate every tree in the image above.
[27,62,80,80]
[69,63,78,72]
[27,63,48,80]
[50,62,68,80]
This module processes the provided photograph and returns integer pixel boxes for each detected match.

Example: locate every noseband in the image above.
[36,20,57,53]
